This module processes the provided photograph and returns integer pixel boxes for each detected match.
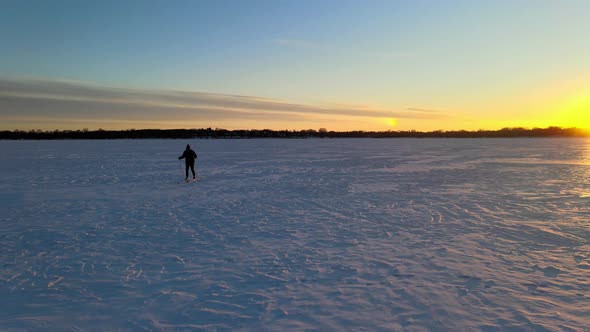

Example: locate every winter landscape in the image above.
[1,138,589,331]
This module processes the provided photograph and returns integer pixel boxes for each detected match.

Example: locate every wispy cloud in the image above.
[272,39,412,60]
[374,51,413,58]
[0,76,445,129]
[272,39,320,49]
[406,107,446,113]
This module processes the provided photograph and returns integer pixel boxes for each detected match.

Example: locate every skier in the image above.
[178,144,197,180]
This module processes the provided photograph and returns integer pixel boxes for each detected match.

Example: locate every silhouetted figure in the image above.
[178,144,197,180]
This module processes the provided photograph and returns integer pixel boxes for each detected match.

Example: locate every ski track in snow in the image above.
[1,138,589,331]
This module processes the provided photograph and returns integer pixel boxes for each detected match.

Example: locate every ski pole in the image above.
[179,159,184,180]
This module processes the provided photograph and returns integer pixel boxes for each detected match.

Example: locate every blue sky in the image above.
[1,0,589,130]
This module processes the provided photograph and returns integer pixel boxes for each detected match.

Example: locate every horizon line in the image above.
[2,126,588,134]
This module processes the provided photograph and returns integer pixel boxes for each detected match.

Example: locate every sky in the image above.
[1,0,589,131]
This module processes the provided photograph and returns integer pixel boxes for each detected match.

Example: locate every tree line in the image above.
[0,126,588,140]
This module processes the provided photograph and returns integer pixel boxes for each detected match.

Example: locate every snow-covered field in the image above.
[1,138,589,331]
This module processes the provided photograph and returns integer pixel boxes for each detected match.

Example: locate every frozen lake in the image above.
[1,138,589,331]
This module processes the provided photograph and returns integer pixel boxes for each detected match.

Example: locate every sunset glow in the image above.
[556,94,590,129]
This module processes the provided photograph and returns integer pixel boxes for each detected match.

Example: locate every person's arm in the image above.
[193,151,197,159]
[178,151,186,160]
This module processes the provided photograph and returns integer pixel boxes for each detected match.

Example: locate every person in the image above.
[178,144,197,180]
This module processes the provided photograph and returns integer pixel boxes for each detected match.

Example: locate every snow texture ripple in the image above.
[1,138,589,331]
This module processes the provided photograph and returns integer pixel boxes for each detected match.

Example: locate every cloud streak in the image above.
[0,76,445,129]
[406,107,446,113]
[272,39,321,49]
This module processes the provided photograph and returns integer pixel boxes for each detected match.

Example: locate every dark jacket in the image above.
[179,149,197,163]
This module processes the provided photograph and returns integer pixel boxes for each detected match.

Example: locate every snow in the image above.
[1,138,589,331]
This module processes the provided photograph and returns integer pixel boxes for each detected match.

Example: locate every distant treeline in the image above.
[1,126,588,140]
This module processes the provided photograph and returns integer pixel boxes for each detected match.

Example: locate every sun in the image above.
[388,118,398,127]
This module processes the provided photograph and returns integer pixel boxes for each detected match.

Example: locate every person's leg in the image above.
[185,163,189,179]
[190,163,196,178]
